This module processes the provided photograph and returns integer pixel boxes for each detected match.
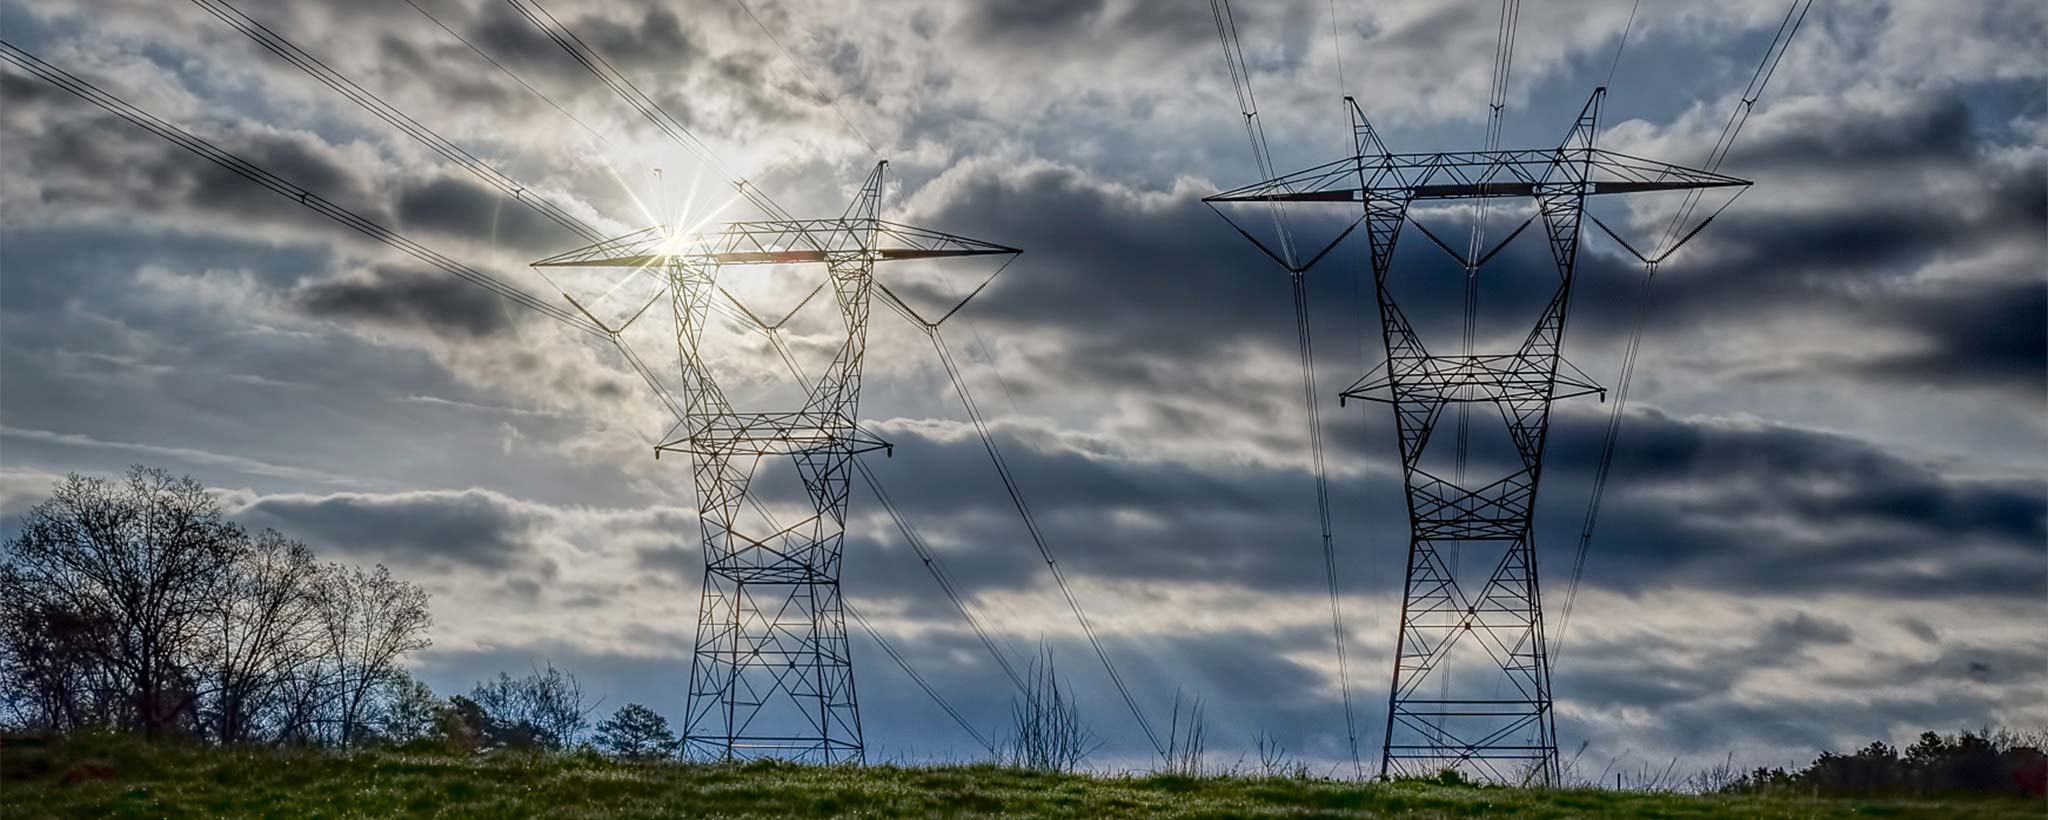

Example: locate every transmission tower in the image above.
[1207,90,1748,783]
[534,162,1018,762]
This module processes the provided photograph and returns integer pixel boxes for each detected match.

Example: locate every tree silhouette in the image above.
[316,563,431,747]
[1,468,245,735]
[199,530,322,743]
[595,703,679,761]
[0,466,435,746]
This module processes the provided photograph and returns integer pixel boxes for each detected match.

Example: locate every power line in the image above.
[1603,0,1644,91]
[5,35,999,757]
[0,40,604,341]
[503,0,799,225]
[730,0,881,157]
[1554,0,1814,663]
[854,458,1031,696]
[870,280,1175,756]
[711,4,1161,758]
[846,600,996,756]
[1444,0,1522,757]
[190,0,766,395]
[1455,0,1523,510]
[1202,3,1751,786]
[402,0,617,150]
[928,329,1169,759]
[757,330,1032,701]
[1209,0,1297,265]
[501,0,1041,754]
[1209,0,1365,779]
[1328,0,1347,97]
[661,352,1001,757]
[189,0,604,244]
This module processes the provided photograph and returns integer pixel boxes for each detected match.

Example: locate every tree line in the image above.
[0,467,431,745]
[0,466,685,761]
[27,468,2033,791]
[1728,730,2047,798]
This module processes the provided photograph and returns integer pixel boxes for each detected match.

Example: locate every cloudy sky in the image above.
[1,0,2042,775]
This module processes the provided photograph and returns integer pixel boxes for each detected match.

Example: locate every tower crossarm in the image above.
[1342,353,1604,405]
[655,412,892,458]
[1199,80,1755,786]
[519,161,1029,764]
[532,219,1020,269]
[1204,147,1748,204]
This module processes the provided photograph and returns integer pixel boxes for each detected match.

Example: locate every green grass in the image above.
[1,735,2037,819]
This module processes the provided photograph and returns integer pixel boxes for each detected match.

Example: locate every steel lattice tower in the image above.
[534,163,1018,762]
[1208,90,1748,783]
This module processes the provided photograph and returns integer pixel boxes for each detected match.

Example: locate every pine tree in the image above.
[593,703,678,762]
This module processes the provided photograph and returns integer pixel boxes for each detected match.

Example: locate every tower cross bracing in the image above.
[1207,90,1748,783]
[535,162,1019,762]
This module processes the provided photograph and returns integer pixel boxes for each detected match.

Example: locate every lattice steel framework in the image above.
[535,163,1018,762]
[1207,90,1747,783]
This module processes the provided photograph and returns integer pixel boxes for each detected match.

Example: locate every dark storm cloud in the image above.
[832,147,2044,607]
[1544,406,2046,600]
[899,82,2045,411]
[1641,160,2040,305]
[445,0,803,133]
[612,403,2042,611]
[294,263,517,338]
[1581,91,2048,394]
[374,32,516,113]
[2,0,2042,772]
[1560,613,1859,714]
[1588,687,2012,759]
[1815,642,2048,691]
[634,543,700,581]
[1842,263,2047,393]
[1754,612,1856,652]
[1721,93,1980,171]
[1368,96,2045,398]
[1898,617,1941,644]
[463,0,702,76]
[1555,609,2039,757]
[958,0,1107,44]
[905,162,1352,374]
[558,5,698,72]
[232,488,539,571]
[842,424,1361,598]
[0,72,388,226]
[954,0,1286,62]
[395,175,583,254]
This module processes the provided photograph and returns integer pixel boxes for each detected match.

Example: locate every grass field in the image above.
[2,735,2039,819]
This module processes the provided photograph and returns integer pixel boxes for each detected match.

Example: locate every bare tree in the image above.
[1,468,438,747]
[0,468,246,734]
[0,575,120,729]
[379,670,443,744]
[198,530,323,743]
[316,563,431,747]
[269,662,330,745]
[469,662,598,751]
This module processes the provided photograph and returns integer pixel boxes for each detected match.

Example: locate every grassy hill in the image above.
[2,735,2038,819]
